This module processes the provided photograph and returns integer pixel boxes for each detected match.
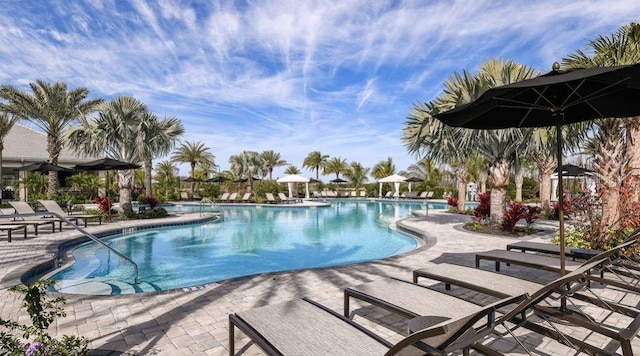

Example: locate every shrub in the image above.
[464,221,483,232]
[139,195,158,208]
[523,205,541,228]
[146,207,168,218]
[446,197,458,208]
[551,196,572,220]
[502,201,526,233]
[200,184,220,199]
[93,196,113,214]
[473,193,490,224]
[0,280,88,355]
[551,226,591,248]
[253,181,283,198]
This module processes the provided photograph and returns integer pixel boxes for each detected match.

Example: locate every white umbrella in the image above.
[377,174,407,198]
[277,174,311,199]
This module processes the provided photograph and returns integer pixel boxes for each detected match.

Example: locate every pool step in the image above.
[54,279,160,295]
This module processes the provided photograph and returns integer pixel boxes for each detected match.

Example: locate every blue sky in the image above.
[1,0,639,178]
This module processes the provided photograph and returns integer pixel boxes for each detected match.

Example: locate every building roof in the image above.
[3,124,91,168]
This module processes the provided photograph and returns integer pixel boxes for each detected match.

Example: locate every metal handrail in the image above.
[9,211,139,284]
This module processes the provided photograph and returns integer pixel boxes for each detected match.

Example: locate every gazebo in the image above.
[377,174,407,198]
[276,174,311,199]
[551,164,595,201]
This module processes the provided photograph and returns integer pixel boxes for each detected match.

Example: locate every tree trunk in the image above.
[46,134,60,197]
[479,171,487,193]
[489,159,510,223]
[144,158,153,196]
[0,141,3,202]
[593,120,625,233]
[624,117,640,203]
[190,162,196,194]
[514,166,523,202]
[118,169,134,214]
[455,165,467,213]
[537,154,556,212]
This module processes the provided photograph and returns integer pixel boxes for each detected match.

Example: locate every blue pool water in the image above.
[51,201,423,294]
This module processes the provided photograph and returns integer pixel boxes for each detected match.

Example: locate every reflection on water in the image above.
[52,201,420,293]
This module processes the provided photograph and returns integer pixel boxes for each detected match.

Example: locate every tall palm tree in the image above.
[285,165,301,175]
[0,80,102,196]
[344,162,370,190]
[137,113,184,196]
[302,151,329,180]
[171,141,215,193]
[229,151,262,192]
[323,156,348,180]
[564,22,640,234]
[66,96,145,213]
[0,110,19,196]
[261,150,287,180]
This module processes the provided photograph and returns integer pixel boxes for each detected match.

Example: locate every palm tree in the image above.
[229,151,262,192]
[0,80,102,196]
[66,171,103,200]
[66,96,145,213]
[323,156,348,180]
[371,156,396,180]
[154,160,179,198]
[344,162,370,190]
[137,113,184,196]
[171,141,215,193]
[563,22,640,234]
[0,109,20,196]
[285,165,301,175]
[302,151,329,180]
[261,150,287,180]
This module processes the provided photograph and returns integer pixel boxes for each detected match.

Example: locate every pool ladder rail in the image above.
[200,198,224,220]
[9,211,140,285]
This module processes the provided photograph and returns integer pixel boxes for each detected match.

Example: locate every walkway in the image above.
[0,208,636,355]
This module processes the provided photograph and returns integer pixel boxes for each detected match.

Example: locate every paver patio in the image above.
[0,205,637,355]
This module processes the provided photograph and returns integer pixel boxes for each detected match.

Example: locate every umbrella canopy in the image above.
[553,164,593,177]
[181,177,202,182]
[435,62,640,275]
[277,174,311,199]
[15,161,70,173]
[207,176,229,183]
[74,157,141,171]
[378,174,407,198]
[405,176,423,192]
[329,178,348,183]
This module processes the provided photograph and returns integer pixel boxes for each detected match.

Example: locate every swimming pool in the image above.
[50,201,422,295]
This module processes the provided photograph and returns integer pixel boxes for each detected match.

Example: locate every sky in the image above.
[1,0,639,179]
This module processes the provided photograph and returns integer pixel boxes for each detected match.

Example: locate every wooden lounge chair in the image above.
[0,210,56,235]
[192,192,202,200]
[383,191,392,198]
[277,193,296,204]
[418,191,428,199]
[230,294,524,356]
[38,200,102,227]
[9,201,64,231]
[226,192,238,203]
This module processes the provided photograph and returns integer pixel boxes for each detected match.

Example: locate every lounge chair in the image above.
[216,192,229,203]
[0,224,27,242]
[418,191,428,199]
[350,191,357,198]
[277,193,294,204]
[383,191,392,198]
[231,293,525,356]
[312,191,321,198]
[180,191,189,200]
[193,192,202,200]
[38,200,102,227]
[9,201,64,231]
[226,192,238,203]
[0,209,56,235]
[265,193,279,204]
[240,193,252,203]
[359,190,366,198]
[427,191,434,199]
[348,258,640,355]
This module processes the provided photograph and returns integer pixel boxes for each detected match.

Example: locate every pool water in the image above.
[51,201,422,294]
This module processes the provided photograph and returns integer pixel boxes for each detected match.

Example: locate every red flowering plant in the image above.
[523,205,541,229]
[93,196,113,214]
[502,201,527,233]
[143,195,158,209]
[473,193,490,224]
[446,196,458,208]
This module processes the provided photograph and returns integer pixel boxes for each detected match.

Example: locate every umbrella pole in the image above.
[556,113,567,311]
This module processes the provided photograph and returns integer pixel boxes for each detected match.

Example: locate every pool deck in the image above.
[0,205,637,355]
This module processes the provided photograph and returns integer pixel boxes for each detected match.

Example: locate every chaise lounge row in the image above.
[229,231,640,355]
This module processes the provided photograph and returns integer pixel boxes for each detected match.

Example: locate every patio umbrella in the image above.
[330,178,347,184]
[435,62,640,275]
[207,176,229,183]
[181,177,202,182]
[405,176,423,192]
[15,161,71,200]
[74,158,141,198]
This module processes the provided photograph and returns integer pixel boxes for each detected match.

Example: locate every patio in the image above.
[0,209,636,355]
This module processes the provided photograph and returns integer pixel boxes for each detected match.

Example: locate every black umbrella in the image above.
[181,177,202,182]
[74,158,141,199]
[15,161,70,173]
[554,164,593,177]
[435,62,640,275]
[207,176,229,183]
[234,177,262,183]
[330,178,348,184]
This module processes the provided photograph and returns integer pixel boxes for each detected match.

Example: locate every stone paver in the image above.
[0,205,638,355]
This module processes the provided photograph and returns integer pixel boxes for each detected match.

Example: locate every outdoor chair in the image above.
[347,258,640,355]
[240,193,252,203]
[193,192,202,200]
[383,191,392,198]
[0,209,56,236]
[265,193,279,204]
[216,192,229,203]
[359,190,366,198]
[9,201,65,231]
[230,293,525,356]
[38,200,102,227]
[418,191,428,199]
[277,192,296,204]
[180,191,189,200]
[0,224,27,242]
[226,192,238,203]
